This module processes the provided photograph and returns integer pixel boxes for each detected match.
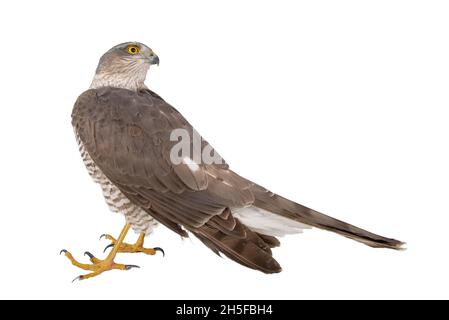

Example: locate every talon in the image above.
[103,243,115,253]
[125,265,140,270]
[84,251,95,259]
[62,224,148,281]
[62,228,162,281]
[154,247,165,257]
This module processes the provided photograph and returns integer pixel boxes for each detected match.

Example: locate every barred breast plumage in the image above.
[75,131,158,235]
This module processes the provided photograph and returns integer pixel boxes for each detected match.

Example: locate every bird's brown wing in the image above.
[72,87,282,273]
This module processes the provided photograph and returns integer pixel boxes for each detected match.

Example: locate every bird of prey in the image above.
[62,42,404,281]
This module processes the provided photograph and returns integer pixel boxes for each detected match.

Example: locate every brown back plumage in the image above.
[72,87,403,274]
[72,87,283,272]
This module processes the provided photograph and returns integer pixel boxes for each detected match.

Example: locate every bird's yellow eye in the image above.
[127,45,141,55]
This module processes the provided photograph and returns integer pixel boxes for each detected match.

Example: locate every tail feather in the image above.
[251,184,405,250]
[190,183,404,274]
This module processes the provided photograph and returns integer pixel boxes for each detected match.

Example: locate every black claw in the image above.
[125,265,140,270]
[60,249,68,255]
[154,247,165,257]
[72,275,83,283]
[84,251,95,259]
[103,243,115,253]
[99,234,107,240]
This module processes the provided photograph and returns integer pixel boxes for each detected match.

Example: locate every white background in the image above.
[0,0,447,299]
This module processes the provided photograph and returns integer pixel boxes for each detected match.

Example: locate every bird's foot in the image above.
[100,233,165,256]
[60,249,139,281]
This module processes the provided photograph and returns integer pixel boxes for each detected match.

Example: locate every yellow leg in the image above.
[60,224,140,281]
[101,232,164,256]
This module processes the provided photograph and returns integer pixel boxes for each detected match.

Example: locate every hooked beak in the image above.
[147,53,159,66]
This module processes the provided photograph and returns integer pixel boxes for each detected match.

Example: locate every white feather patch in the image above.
[232,206,312,237]
[182,157,200,172]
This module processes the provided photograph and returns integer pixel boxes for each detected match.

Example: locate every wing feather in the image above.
[72,87,284,273]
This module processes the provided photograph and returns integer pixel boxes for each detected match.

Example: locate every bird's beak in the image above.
[148,54,160,66]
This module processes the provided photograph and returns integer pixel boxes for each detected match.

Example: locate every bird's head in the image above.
[92,42,159,91]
